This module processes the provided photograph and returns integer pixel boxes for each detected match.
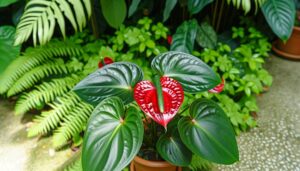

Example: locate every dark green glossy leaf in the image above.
[128,0,141,17]
[0,0,18,7]
[261,0,295,41]
[163,0,178,22]
[187,0,213,14]
[100,0,127,28]
[156,120,192,166]
[82,97,144,171]
[178,99,239,164]
[170,20,198,54]
[73,62,144,106]
[151,51,220,93]
[0,26,20,75]
[196,22,217,49]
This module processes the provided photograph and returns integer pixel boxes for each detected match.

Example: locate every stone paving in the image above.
[217,55,300,171]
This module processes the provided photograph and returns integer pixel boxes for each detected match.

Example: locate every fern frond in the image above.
[15,0,92,46]
[0,40,83,94]
[64,158,82,171]
[15,74,83,115]
[53,102,93,148]
[7,59,69,97]
[27,92,81,137]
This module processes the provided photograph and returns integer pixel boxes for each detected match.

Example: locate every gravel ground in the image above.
[217,55,300,171]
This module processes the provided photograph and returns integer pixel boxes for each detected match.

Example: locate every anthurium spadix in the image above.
[134,76,184,128]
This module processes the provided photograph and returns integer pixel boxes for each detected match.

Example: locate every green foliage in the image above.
[171,20,198,53]
[0,0,19,7]
[196,22,217,49]
[227,0,266,14]
[178,99,239,164]
[128,0,141,17]
[191,26,272,133]
[15,0,92,45]
[151,51,220,93]
[0,39,82,94]
[73,62,144,106]
[0,26,20,76]
[110,17,168,57]
[187,0,214,14]
[100,0,127,28]
[261,0,296,41]
[82,97,144,171]
[163,0,178,22]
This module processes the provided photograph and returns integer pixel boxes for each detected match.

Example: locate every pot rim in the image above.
[293,26,300,31]
[132,156,176,167]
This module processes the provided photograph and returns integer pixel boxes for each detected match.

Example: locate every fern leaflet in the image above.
[53,101,93,148]
[27,92,81,137]
[15,74,84,115]
[7,59,69,97]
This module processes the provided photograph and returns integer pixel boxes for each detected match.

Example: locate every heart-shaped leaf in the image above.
[134,76,184,128]
[73,62,144,106]
[261,0,295,41]
[151,51,220,93]
[156,119,192,166]
[82,97,144,171]
[178,99,239,164]
[170,20,198,54]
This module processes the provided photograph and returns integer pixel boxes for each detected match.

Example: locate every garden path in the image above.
[217,55,300,171]
[0,99,73,171]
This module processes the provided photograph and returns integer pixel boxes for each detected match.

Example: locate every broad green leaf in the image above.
[187,0,213,14]
[163,0,178,22]
[0,0,18,7]
[156,120,192,166]
[151,51,220,93]
[100,0,127,28]
[171,20,198,54]
[73,62,144,106]
[261,0,295,41]
[128,0,141,17]
[0,26,20,76]
[196,22,217,49]
[82,97,144,171]
[178,99,239,164]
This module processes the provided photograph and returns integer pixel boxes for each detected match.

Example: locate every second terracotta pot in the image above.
[130,156,182,171]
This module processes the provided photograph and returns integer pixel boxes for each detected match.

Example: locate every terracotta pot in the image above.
[130,156,182,171]
[272,26,300,60]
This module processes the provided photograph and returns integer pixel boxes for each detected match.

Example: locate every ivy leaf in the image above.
[178,99,239,164]
[187,0,213,14]
[196,22,217,49]
[170,20,198,54]
[151,51,220,93]
[156,119,192,166]
[0,26,20,76]
[128,0,141,17]
[163,0,178,22]
[100,0,127,28]
[261,0,295,41]
[73,62,144,106]
[82,97,144,171]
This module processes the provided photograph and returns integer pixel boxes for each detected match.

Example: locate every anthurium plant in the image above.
[73,51,239,171]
